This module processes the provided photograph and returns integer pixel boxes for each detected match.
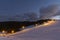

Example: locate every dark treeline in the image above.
[0,19,52,33]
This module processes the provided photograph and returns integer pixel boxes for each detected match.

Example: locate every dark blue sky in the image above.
[0,0,60,21]
[0,0,60,15]
[0,0,52,15]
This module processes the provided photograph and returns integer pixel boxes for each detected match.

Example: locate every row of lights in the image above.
[0,30,15,36]
[35,19,55,26]
[0,26,25,36]
[43,19,55,26]
[0,21,48,36]
[0,23,43,36]
[2,30,15,33]
[1,26,25,33]
[1,20,52,36]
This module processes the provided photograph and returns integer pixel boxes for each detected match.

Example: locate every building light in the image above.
[2,30,5,33]
[22,26,25,29]
[11,30,15,33]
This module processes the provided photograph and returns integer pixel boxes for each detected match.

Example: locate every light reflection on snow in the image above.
[43,19,55,26]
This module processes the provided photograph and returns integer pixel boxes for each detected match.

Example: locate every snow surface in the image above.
[0,21,60,40]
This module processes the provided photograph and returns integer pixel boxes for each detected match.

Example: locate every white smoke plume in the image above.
[40,4,60,20]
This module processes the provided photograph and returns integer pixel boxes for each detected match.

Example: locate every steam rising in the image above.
[40,4,60,19]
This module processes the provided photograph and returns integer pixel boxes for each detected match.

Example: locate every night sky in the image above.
[0,0,60,21]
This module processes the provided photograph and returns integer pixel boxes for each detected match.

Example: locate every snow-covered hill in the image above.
[0,21,60,40]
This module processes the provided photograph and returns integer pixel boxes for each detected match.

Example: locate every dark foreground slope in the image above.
[0,19,52,33]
